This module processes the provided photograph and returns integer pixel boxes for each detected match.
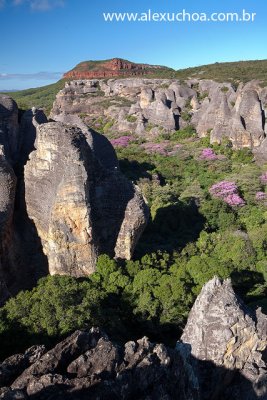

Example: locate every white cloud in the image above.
[0,72,63,80]
[12,0,65,11]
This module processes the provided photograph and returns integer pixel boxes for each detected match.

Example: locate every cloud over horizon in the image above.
[1,0,65,11]
[0,71,63,80]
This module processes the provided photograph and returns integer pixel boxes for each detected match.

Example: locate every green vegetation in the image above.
[126,115,138,123]
[175,59,267,85]
[0,80,66,114]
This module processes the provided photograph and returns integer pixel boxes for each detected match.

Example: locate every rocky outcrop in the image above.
[1,278,267,399]
[50,78,188,136]
[24,122,148,277]
[51,77,267,152]
[18,107,47,165]
[0,96,19,164]
[0,328,199,400]
[181,277,267,399]
[64,58,173,80]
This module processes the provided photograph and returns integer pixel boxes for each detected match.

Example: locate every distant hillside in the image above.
[175,59,267,84]
[2,59,267,113]
[64,58,174,79]
[0,79,66,114]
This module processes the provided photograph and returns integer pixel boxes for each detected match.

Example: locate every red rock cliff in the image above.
[64,58,172,79]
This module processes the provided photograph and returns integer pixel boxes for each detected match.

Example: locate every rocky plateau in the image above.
[51,76,267,159]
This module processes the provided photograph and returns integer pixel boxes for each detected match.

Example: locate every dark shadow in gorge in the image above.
[8,163,49,295]
[134,198,206,258]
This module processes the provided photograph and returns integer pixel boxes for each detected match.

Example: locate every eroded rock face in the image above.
[50,78,185,136]
[181,277,267,399]
[0,96,19,164]
[1,328,200,400]
[18,107,47,165]
[51,78,267,153]
[24,122,148,277]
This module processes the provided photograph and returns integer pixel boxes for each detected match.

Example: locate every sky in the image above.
[0,0,266,90]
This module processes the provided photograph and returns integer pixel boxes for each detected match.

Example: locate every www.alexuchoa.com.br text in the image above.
[103,9,256,23]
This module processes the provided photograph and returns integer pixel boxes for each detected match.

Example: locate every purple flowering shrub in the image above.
[142,142,169,155]
[209,181,245,207]
[110,136,134,148]
[142,142,181,156]
[255,191,267,201]
[260,172,267,185]
[200,148,217,160]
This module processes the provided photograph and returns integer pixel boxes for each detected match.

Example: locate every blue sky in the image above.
[0,0,266,90]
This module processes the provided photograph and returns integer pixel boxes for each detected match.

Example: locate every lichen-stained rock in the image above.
[24,122,148,277]
[234,88,265,147]
[0,96,19,164]
[181,277,267,399]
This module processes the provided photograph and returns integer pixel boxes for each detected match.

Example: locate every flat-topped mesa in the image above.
[63,58,173,79]
[24,122,149,277]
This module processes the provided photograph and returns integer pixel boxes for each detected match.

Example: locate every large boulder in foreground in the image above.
[181,277,267,399]
[24,122,148,277]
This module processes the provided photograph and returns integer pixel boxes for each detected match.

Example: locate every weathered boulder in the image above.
[0,96,19,164]
[51,113,118,170]
[181,277,267,399]
[24,122,148,277]
[234,88,265,147]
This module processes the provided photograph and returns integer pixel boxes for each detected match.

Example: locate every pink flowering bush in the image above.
[142,142,169,155]
[142,142,181,156]
[260,172,267,185]
[255,191,267,201]
[209,181,245,207]
[200,148,217,160]
[110,136,134,148]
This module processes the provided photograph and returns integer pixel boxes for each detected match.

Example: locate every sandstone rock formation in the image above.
[0,94,148,299]
[24,122,148,277]
[64,58,173,80]
[1,278,267,399]
[51,77,267,155]
[0,96,19,164]
[181,277,267,399]
[18,107,47,165]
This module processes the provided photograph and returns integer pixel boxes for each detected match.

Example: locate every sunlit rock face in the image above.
[24,122,149,277]
[181,276,267,399]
